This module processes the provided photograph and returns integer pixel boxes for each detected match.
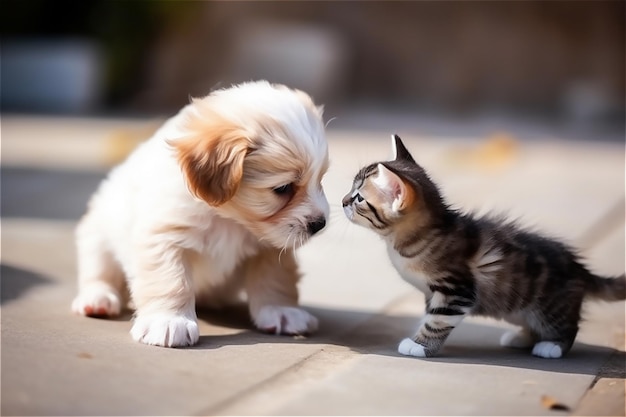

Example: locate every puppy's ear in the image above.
[170,112,250,206]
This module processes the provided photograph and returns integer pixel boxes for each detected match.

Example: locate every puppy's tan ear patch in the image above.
[170,114,250,206]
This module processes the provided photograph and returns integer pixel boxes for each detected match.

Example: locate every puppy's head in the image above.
[170,81,329,249]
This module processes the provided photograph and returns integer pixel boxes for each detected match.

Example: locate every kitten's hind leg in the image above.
[500,327,536,349]
[500,327,570,358]
[531,326,577,359]
[532,341,567,358]
[528,299,580,359]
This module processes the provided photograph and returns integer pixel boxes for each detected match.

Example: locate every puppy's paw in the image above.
[72,287,121,317]
[500,329,534,349]
[131,313,199,347]
[398,338,427,357]
[253,306,319,336]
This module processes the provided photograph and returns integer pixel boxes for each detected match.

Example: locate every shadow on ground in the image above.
[190,303,625,377]
[0,263,52,305]
[1,262,622,380]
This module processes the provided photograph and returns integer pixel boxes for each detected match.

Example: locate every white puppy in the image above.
[72,81,329,347]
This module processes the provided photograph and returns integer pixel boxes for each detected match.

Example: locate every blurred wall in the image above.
[1,1,624,123]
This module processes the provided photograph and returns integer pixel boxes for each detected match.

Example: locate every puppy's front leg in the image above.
[129,240,199,347]
[245,247,318,335]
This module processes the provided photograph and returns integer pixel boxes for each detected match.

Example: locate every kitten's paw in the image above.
[398,338,427,357]
[532,341,563,359]
[72,287,121,317]
[500,329,534,349]
[131,313,199,347]
[253,306,318,335]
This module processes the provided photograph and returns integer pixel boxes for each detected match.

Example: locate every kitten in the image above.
[342,134,625,359]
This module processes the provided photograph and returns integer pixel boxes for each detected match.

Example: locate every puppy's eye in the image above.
[273,183,294,196]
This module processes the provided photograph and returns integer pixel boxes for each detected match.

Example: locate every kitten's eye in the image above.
[273,183,295,196]
[351,189,365,203]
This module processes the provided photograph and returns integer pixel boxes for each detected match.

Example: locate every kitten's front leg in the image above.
[245,247,318,335]
[398,290,473,357]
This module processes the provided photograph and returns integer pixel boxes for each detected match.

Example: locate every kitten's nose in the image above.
[307,217,326,235]
[341,195,351,207]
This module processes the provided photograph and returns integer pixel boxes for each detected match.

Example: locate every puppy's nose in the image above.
[307,217,326,235]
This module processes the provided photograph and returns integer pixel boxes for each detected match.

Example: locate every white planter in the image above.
[2,38,104,113]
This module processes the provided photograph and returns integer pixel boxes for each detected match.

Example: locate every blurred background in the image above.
[2,0,624,130]
[2,4,625,415]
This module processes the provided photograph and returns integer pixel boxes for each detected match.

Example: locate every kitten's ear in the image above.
[391,134,416,163]
[373,163,413,212]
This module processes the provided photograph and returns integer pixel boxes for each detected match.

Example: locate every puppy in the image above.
[72,81,329,347]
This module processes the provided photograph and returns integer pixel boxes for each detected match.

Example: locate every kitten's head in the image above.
[342,134,445,235]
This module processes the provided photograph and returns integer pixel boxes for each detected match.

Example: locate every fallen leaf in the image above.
[77,352,93,359]
[442,132,520,172]
[105,125,158,165]
[541,394,570,411]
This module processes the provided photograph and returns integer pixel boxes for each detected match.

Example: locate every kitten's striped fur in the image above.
[343,135,625,359]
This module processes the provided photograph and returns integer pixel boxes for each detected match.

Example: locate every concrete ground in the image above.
[1,113,624,416]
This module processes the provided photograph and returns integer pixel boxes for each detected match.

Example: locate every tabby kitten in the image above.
[343,134,625,359]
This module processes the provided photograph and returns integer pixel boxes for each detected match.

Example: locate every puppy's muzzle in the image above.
[307,217,326,236]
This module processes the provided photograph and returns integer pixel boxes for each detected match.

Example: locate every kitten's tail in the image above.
[585,273,626,301]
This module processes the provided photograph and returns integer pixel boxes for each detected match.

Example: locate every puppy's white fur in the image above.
[72,81,329,347]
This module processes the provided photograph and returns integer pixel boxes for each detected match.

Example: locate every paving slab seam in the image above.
[572,196,626,415]
[573,377,626,417]
[170,286,417,414]
[573,350,626,411]
[201,294,420,415]
[198,345,356,416]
